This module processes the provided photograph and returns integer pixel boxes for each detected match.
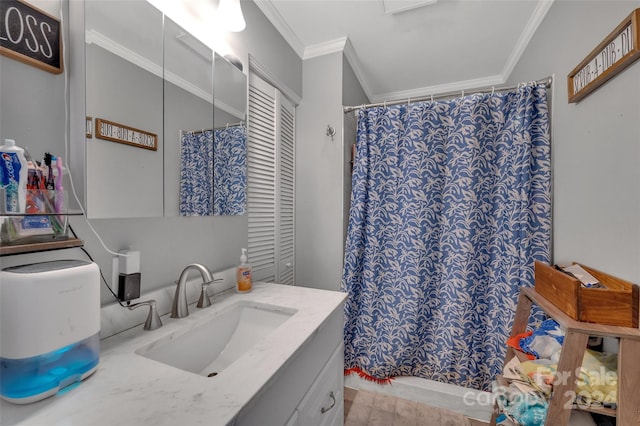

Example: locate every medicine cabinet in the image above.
[78,0,247,219]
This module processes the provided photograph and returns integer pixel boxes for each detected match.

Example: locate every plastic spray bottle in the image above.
[236,248,253,293]
[0,139,28,213]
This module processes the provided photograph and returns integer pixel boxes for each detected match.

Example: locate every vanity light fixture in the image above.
[218,0,246,32]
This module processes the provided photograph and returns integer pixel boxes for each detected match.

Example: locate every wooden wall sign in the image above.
[568,8,640,103]
[0,0,62,74]
[95,118,158,151]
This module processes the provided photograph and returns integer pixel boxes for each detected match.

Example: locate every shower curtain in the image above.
[180,130,214,216]
[179,126,247,216]
[213,125,247,215]
[342,83,551,391]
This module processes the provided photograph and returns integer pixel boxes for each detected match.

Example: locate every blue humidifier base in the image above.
[0,333,100,404]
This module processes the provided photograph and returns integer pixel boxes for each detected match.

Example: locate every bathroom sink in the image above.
[135,302,296,377]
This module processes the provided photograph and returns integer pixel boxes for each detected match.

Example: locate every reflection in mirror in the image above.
[85,0,164,218]
[162,17,214,216]
[212,54,247,216]
[174,52,248,216]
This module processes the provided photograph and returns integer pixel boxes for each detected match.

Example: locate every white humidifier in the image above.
[0,259,100,404]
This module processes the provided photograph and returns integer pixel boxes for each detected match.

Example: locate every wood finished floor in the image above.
[344,387,489,426]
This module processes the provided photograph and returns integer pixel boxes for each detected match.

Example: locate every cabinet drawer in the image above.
[296,343,344,426]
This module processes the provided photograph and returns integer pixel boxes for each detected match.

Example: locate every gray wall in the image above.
[1,0,302,307]
[294,52,369,292]
[341,55,369,245]
[295,52,344,290]
[0,1,67,167]
[228,1,302,99]
[507,0,640,283]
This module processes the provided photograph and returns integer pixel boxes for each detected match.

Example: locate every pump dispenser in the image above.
[236,248,252,293]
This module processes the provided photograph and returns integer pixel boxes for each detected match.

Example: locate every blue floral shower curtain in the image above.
[180,130,214,216]
[213,125,247,215]
[179,126,247,216]
[342,83,551,391]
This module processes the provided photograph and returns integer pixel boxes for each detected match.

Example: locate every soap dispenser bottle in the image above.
[236,248,252,293]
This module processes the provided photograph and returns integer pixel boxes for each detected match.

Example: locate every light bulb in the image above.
[218,0,246,32]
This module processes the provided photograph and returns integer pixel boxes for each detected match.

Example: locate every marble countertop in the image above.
[1,283,347,426]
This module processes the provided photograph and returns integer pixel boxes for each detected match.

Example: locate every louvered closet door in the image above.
[248,73,295,284]
[277,96,295,285]
[248,75,277,282]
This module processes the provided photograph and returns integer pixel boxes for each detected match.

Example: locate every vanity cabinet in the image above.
[237,304,345,426]
[293,343,344,426]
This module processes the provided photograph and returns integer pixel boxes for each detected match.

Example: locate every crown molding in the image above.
[303,37,347,60]
[500,0,555,81]
[253,0,305,58]
[252,0,554,104]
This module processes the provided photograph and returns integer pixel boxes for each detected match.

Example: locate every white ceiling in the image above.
[254,0,555,102]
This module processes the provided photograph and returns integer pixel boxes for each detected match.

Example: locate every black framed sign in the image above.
[0,0,63,74]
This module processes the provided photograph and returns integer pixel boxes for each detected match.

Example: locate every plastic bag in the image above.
[520,319,564,361]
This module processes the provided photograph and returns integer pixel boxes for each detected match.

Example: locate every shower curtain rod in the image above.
[183,121,245,135]
[343,76,553,114]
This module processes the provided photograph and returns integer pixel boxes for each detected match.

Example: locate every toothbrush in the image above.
[53,156,64,215]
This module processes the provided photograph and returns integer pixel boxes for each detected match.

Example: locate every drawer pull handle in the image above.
[321,391,336,414]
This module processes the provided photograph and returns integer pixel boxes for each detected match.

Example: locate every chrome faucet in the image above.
[171,263,213,318]
[127,300,162,330]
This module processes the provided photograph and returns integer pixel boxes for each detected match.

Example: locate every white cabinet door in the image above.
[296,344,344,426]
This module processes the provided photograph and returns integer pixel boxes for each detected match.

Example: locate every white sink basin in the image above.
[136,302,296,377]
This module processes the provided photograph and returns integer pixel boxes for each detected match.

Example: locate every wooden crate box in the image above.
[534,261,639,328]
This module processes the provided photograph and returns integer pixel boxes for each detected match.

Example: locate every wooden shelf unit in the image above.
[491,287,640,425]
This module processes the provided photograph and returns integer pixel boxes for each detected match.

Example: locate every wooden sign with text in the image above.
[95,118,158,151]
[568,9,640,103]
[0,0,62,74]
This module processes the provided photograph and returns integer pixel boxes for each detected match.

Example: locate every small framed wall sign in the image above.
[95,118,158,151]
[0,0,63,74]
[568,8,640,103]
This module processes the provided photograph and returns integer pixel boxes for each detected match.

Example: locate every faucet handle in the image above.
[128,300,162,330]
[197,282,213,309]
[197,277,224,309]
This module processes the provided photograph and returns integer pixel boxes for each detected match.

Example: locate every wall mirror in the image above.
[163,16,214,217]
[83,1,247,219]
[84,0,164,218]
[212,53,247,216]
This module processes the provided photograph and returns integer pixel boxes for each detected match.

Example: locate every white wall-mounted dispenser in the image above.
[0,260,100,404]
